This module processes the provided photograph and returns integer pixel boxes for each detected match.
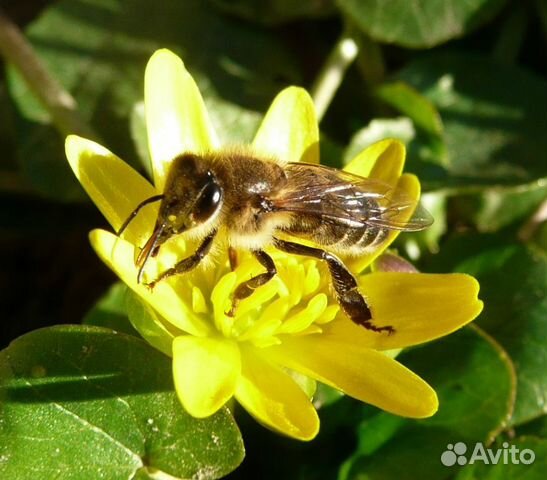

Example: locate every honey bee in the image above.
[118,150,432,334]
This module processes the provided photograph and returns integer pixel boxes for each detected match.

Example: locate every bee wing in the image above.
[272,163,433,232]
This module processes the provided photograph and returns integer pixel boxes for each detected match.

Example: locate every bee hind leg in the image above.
[226,250,276,317]
[273,238,394,334]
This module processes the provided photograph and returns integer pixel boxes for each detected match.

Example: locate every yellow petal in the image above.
[173,337,240,417]
[349,173,421,273]
[235,346,319,440]
[267,337,438,418]
[322,272,483,350]
[344,138,405,185]
[89,228,213,337]
[145,49,218,189]
[253,86,319,164]
[65,135,157,245]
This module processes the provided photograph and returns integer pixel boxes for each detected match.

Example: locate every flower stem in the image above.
[310,31,358,122]
[0,10,96,138]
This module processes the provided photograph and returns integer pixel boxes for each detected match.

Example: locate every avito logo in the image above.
[441,442,535,466]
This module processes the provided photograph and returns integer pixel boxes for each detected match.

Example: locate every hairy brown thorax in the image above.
[210,151,288,241]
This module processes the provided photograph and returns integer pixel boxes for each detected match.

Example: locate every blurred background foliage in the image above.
[0,0,546,479]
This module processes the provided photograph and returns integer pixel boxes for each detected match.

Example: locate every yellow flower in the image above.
[65,49,483,441]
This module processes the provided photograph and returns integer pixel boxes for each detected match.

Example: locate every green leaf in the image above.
[343,117,415,164]
[340,326,516,480]
[517,414,547,438]
[395,53,547,192]
[455,245,547,426]
[376,82,443,137]
[460,181,547,232]
[375,81,448,168]
[404,326,516,441]
[8,0,299,200]
[400,191,447,256]
[313,383,345,409]
[337,0,509,48]
[0,325,244,479]
[83,282,137,336]
[14,120,86,201]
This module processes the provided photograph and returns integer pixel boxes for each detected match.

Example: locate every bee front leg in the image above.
[273,238,394,334]
[226,250,276,317]
[142,231,216,289]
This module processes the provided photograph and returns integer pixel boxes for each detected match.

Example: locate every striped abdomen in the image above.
[283,212,388,255]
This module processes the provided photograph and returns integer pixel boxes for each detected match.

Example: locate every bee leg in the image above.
[226,250,276,317]
[273,238,394,334]
[143,231,216,289]
[228,246,238,271]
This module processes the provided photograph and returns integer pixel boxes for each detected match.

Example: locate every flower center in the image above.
[186,250,340,347]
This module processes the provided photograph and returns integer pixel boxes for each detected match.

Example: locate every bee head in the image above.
[136,153,223,281]
[158,153,223,234]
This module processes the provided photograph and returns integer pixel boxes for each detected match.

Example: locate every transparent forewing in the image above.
[272,163,433,232]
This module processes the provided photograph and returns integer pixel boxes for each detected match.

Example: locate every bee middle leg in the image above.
[226,250,276,317]
[273,238,394,334]
[228,246,239,271]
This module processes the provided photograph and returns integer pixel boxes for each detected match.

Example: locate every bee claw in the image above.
[371,324,395,335]
[143,281,157,291]
[384,326,396,336]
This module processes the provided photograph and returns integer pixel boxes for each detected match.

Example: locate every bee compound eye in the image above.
[193,180,222,223]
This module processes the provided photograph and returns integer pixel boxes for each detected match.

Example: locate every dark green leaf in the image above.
[456,245,547,426]
[396,53,547,192]
[14,119,85,201]
[376,82,443,137]
[459,181,547,232]
[517,414,547,438]
[404,326,516,441]
[0,325,244,479]
[343,117,415,164]
[313,383,345,409]
[337,0,509,48]
[375,81,449,168]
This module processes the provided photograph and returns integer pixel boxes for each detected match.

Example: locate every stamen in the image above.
[279,294,327,334]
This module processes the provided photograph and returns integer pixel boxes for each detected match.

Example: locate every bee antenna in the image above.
[136,222,165,284]
[117,194,164,237]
